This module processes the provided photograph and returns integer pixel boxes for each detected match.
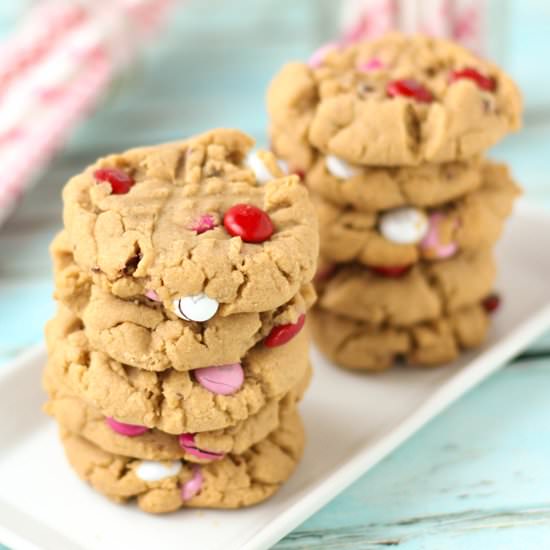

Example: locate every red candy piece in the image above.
[386,79,433,103]
[223,204,274,243]
[293,169,306,181]
[94,168,135,194]
[449,67,496,91]
[264,314,305,348]
[482,293,501,313]
[370,265,411,278]
[314,263,336,283]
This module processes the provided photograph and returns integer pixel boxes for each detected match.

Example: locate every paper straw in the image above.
[340,0,488,49]
[0,0,174,225]
[0,51,111,223]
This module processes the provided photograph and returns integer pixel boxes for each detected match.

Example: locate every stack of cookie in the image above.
[267,34,522,370]
[43,129,319,513]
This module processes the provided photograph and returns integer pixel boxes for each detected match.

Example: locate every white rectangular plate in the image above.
[1,201,550,550]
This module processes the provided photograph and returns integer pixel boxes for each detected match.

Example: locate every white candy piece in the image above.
[246,152,273,184]
[325,155,359,179]
[173,293,219,322]
[277,159,289,175]
[246,151,289,184]
[135,460,182,482]
[246,151,287,184]
[379,207,429,245]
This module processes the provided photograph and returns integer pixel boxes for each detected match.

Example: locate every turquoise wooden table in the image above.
[1,1,550,548]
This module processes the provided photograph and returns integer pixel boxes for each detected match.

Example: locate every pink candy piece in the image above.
[181,466,203,502]
[179,433,225,461]
[420,212,458,259]
[357,58,384,72]
[194,363,244,395]
[145,289,161,302]
[191,214,217,234]
[308,42,339,68]
[105,417,149,437]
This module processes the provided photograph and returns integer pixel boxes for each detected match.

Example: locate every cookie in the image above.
[45,306,311,434]
[307,154,512,213]
[62,128,318,316]
[46,372,307,462]
[267,33,522,169]
[318,250,495,326]
[58,402,305,514]
[317,161,520,266]
[311,303,490,370]
[52,231,315,372]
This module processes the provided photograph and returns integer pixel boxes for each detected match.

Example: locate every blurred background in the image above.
[0,0,549,402]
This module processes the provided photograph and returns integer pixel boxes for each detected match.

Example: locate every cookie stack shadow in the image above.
[43,129,319,513]
[268,33,523,371]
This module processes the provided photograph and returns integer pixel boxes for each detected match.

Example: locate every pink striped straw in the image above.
[0,51,112,216]
[340,0,485,50]
[0,0,175,226]
[0,3,86,91]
